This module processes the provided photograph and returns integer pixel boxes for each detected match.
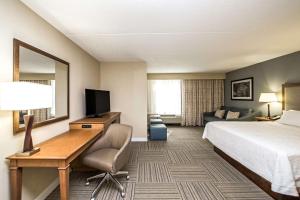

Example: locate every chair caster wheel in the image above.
[121,192,126,198]
[85,182,90,186]
[126,175,130,180]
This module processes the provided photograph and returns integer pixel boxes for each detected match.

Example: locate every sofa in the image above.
[203,106,260,126]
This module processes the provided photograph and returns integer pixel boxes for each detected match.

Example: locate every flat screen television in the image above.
[85,89,110,117]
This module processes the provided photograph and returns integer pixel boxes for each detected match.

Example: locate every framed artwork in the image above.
[231,77,253,101]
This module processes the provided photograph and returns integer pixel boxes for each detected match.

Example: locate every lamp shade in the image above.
[0,82,52,111]
[259,93,278,103]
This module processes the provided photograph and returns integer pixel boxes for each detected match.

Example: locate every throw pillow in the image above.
[214,109,225,119]
[226,111,240,120]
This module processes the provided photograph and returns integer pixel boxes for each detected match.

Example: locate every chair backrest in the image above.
[107,124,132,173]
[106,123,132,150]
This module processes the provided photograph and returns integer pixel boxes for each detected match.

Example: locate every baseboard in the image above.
[34,177,59,200]
[131,137,148,142]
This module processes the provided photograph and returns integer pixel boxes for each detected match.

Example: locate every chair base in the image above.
[85,171,129,199]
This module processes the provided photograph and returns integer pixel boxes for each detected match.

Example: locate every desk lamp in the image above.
[259,93,278,119]
[0,82,52,156]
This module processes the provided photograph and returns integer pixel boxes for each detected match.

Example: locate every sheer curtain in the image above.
[181,79,224,126]
[148,80,181,115]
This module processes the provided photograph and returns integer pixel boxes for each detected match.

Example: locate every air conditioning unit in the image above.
[160,115,181,124]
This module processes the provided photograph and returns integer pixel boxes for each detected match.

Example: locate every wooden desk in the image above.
[7,128,103,200]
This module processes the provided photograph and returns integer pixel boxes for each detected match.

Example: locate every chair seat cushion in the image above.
[82,148,119,172]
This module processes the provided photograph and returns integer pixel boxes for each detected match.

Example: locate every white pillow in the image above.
[277,110,300,127]
[214,109,225,119]
[226,111,240,120]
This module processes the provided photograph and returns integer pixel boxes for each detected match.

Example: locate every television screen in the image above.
[85,89,110,117]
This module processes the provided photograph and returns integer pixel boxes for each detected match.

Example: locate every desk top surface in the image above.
[70,112,120,124]
[7,128,103,160]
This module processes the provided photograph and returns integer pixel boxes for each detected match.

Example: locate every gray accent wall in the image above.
[225,51,300,116]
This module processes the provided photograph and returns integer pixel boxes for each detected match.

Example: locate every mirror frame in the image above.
[13,38,70,134]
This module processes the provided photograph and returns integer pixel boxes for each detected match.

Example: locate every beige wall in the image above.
[100,62,148,139]
[147,73,225,80]
[0,1,100,200]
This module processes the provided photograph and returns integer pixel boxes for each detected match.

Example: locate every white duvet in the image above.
[203,121,300,196]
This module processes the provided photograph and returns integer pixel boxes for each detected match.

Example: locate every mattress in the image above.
[203,121,300,196]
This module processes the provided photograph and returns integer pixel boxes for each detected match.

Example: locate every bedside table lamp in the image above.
[0,82,52,156]
[259,93,278,119]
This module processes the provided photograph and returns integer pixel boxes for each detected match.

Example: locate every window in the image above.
[148,80,181,115]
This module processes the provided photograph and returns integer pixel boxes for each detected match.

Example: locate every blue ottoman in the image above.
[150,118,163,124]
[150,124,167,140]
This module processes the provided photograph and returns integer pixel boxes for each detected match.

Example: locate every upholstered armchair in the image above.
[82,123,132,199]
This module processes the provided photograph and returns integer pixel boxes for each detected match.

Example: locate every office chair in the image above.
[82,123,132,199]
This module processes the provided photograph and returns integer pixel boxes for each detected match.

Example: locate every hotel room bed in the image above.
[203,121,300,198]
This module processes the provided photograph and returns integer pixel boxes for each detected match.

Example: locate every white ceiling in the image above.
[21,0,300,73]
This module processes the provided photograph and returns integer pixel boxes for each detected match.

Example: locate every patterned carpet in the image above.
[46,126,272,200]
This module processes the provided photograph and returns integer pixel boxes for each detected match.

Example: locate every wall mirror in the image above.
[13,39,69,134]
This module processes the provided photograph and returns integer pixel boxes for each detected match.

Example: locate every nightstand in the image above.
[255,116,277,121]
